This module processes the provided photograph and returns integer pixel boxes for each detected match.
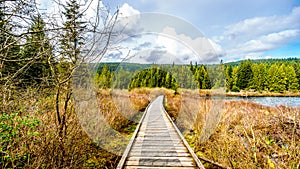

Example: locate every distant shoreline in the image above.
[226,92,300,97]
[197,90,300,97]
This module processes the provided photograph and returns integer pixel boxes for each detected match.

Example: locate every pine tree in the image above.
[21,15,53,86]
[231,66,240,92]
[276,64,287,93]
[225,65,233,91]
[266,64,286,93]
[293,62,300,90]
[0,3,21,84]
[60,0,86,64]
[236,60,253,90]
[285,65,299,92]
[95,64,112,89]
[202,69,211,89]
[251,63,266,92]
[194,67,203,89]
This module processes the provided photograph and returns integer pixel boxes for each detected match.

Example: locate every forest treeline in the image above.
[225,59,300,92]
[95,59,300,93]
[95,63,213,91]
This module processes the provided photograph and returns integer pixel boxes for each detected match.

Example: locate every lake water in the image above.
[225,96,300,107]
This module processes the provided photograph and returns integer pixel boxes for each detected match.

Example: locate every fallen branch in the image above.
[198,156,231,169]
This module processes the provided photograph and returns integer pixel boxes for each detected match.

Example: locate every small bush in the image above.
[232,85,240,92]
[0,112,40,168]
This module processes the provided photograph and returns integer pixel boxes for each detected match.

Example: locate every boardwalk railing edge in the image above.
[116,98,154,169]
[162,95,206,169]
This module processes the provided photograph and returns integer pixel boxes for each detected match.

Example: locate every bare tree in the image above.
[1,0,120,167]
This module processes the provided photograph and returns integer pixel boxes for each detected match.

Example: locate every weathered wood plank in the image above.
[117,96,205,169]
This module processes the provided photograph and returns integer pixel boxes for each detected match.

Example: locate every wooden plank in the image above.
[126,161,195,167]
[117,96,205,169]
[129,151,192,157]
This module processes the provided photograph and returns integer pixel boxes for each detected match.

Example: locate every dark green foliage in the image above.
[19,15,53,87]
[285,65,299,91]
[231,85,240,92]
[113,67,133,89]
[225,65,233,91]
[0,3,21,84]
[128,67,178,92]
[293,62,300,90]
[0,2,53,88]
[236,60,253,90]
[95,64,113,89]
[226,58,300,67]
[265,64,286,93]
[250,63,266,92]
[230,59,299,93]
[94,59,299,93]
[60,0,86,63]
[194,65,211,89]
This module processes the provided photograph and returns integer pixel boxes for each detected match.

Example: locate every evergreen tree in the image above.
[231,66,240,92]
[202,69,211,89]
[60,0,86,64]
[95,64,112,89]
[128,67,178,92]
[225,65,233,91]
[277,64,287,93]
[0,3,21,84]
[266,64,286,93]
[236,60,253,90]
[21,15,53,86]
[293,62,300,90]
[251,63,266,92]
[212,63,225,89]
[194,67,203,89]
[285,65,299,92]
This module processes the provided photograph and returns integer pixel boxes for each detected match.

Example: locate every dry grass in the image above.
[2,87,298,168]
[0,87,177,168]
[1,88,120,168]
[163,89,299,168]
[183,98,300,169]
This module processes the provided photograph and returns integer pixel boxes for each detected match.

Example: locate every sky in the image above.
[39,0,300,63]
[102,0,300,63]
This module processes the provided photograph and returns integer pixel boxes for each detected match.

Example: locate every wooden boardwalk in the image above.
[117,96,205,169]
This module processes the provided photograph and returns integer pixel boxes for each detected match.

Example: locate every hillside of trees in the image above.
[95,59,300,93]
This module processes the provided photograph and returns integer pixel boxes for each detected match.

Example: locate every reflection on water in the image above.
[224,96,300,107]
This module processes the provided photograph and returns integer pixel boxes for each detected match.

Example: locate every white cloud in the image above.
[104,2,300,62]
[217,6,300,60]
[223,6,300,42]
[157,27,223,63]
[227,29,300,58]
[119,3,140,17]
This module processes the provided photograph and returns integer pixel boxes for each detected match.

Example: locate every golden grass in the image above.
[2,87,298,168]
[187,99,300,168]
[1,88,119,168]
[162,89,299,168]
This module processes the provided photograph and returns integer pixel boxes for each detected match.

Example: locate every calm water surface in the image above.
[225,96,300,107]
